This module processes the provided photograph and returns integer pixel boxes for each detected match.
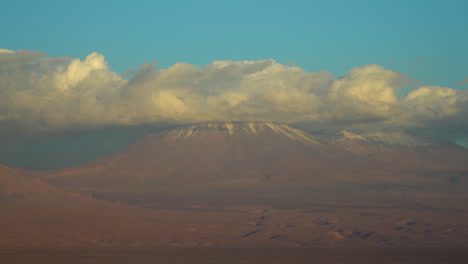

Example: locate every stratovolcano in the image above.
[37,122,371,188]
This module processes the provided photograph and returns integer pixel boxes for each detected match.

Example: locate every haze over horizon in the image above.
[1,0,467,169]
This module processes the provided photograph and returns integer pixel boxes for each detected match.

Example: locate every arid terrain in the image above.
[1,122,468,262]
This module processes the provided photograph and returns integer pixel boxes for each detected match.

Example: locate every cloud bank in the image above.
[1,49,467,140]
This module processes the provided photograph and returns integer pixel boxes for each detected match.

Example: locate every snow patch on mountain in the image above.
[225,123,234,135]
[170,122,322,146]
[331,130,436,148]
[363,132,433,148]
[341,131,366,141]
[264,123,322,145]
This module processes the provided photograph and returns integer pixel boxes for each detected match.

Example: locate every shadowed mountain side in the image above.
[34,123,371,188]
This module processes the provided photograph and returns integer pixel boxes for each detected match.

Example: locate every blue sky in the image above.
[1,0,468,169]
[2,0,467,88]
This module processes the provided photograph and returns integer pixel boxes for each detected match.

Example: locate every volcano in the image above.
[4,123,468,247]
[35,122,468,189]
[38,122,369,188]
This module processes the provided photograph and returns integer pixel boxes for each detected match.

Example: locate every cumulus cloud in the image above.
[1,49,467,141]
[397,86,468,137]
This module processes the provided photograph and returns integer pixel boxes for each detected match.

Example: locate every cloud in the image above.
[1,49,467,141]
[397,86,468,136]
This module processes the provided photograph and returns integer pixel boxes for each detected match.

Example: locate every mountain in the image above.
[0,164,80,201]
[37,122,371,188]
[33,122,468,189]
[325,130,468,183]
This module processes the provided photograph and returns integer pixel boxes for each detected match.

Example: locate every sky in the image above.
[1,0,467,169]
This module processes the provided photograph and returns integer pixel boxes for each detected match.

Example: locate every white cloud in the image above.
[0,49,15,54]
[396,86,468,129]
[1,49,467,140]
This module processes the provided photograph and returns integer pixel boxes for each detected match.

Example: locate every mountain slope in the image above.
[0,164,80,201]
